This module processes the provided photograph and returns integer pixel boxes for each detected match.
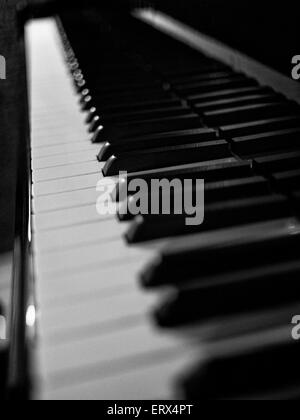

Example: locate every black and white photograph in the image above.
[0,0,300,403]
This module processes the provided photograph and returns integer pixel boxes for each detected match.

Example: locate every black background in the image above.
[155,0,299,78]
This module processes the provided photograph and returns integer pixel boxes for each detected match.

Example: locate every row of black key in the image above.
[59,11,300,400]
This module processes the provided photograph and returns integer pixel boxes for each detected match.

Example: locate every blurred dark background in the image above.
[0,0,298,253]
[156,0,298,78]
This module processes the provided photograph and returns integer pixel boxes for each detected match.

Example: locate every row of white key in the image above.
[27,18,202,400]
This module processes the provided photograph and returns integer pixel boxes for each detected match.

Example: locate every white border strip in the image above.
[135,8,300,104]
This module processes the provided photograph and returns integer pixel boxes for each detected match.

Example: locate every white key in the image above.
[0,253,12,311]
[33,161,102,183]
[32,142,100,159]
[41,322,197,380]
[43,351,197,400]
[34,239,154,276]
[27,19,179,402]
[33,187,99,213]
[37,260,148,304]
[40,289,157,336]
[33,172,101,196]
[34,219,128,253]
[32,150,98,170]
[31,133,90,148]
[33,204,114,231]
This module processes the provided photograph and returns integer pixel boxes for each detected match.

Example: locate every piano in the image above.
[1,0,300,400]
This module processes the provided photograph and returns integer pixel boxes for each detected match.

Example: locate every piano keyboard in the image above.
[0,253,11,346]
[27,9,300,400]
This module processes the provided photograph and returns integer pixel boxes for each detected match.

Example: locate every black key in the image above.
[114,159,253,201]
[86,79,161,95]
[219,115,300,138]
[90,74,163,89]
[68,59,79,71]
[273,169,300,192]
[119,176,270,221]
[89,115,102,133]
[253,151,300,174]
[82,67,147,80]
[81,94,94,111]
[126,194,292,243]
[73,71,83,83]
[163,62,228,77]
[79,87,90,102]
[73,69,83,80]
[97,98,182,116]
[195,94,280,114]
[86,107,98,124]
[141,219,300,288]
[103,140,231,176]
[89,99,184,130]
[181,339,300,400]
[89,89,170,110]
[100,105,191,125]
[175,76,257,96]
[82,65,141,76]
[92,114,202,143]
[188,86,272,105]
[204,102,296,126]
[98,128,217,161]
[155,258,300,327]
[169,70,234,84]
[171,72,236,88]
[83,62,139,74]
[76,79,87,92]
[231,127,300,157]
[293,191,300,205]
[84,72,155,87]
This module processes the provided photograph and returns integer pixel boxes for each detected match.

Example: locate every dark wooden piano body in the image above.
[0,0,27,253]
[0,0,32,400]
[157,0,299,79]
